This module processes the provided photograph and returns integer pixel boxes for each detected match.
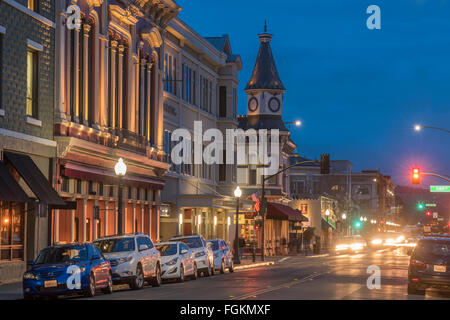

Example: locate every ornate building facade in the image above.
[160,19,245,243]
[52,0,179,244]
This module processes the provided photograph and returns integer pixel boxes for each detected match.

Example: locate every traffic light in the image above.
[320,154,330,175]
[354,221,362,229]
[412,168,420,185]
[417,202,425,210]
[426,210,432,217]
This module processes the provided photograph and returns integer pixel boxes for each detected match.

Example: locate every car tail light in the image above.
[410,259,427,269]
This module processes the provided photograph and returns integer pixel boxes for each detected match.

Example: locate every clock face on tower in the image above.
[248,97,259,112]
[268,97,281,113]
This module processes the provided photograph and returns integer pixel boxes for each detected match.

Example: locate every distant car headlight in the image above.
[350,243,363,251]
[165,257,178,266]
[195,251,206,258]
[371,239,382,245]
[23,272,38,280]
[336,244,349,251]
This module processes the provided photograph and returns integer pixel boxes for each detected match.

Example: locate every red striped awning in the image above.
[63,162,165,190]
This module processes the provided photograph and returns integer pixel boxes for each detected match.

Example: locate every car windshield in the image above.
[208,240,220,251]
[94,238,135,253]
[35,246,88,264]
[156,244,178,256]
[416,240,450,257]
[175,237,203,248]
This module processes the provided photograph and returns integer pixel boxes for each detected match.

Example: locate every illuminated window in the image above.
[26,49,38,118]
[28,0,38,12]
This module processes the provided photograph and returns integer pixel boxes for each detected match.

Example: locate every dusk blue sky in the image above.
[179,0,450,187]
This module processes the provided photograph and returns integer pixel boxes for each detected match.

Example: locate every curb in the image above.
[234,261,275,271]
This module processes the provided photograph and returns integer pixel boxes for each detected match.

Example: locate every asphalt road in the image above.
[78,247,450,300]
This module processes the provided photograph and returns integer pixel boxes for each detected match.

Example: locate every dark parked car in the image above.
[408,237,450,295]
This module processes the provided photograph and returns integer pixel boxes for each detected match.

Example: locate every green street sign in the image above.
[426,204,437,207]
[430,186,450,193]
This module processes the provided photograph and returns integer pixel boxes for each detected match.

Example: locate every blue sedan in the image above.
[23,243,113,299]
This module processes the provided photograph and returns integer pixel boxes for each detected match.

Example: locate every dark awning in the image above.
[4,152,65,206]
[0,161,30,202]
[267,202,309,222]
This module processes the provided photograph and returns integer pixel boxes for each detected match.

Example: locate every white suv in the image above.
[94,234,161,289]
[170,235,214,277]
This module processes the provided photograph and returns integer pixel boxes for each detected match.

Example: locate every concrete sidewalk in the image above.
[234,256,278,271]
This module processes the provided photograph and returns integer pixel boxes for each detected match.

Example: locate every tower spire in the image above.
[264,20,267,33]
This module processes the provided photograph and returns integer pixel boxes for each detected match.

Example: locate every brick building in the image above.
[0,0,64,282]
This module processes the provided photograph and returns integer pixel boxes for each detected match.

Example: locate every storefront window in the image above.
[0,202,24,261]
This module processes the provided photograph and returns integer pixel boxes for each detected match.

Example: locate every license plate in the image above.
[44,280,58,288]
[434,265,446,273]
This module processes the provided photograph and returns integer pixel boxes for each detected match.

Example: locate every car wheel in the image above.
[85,273,96,297]
[229,260,234,273]
[130,264,144,290]
[220,260,225,274]
[150,264,162,287]
[408,282,425,295]
[191,263,198,280]
[102,272,113,294]
[178,265,185,283]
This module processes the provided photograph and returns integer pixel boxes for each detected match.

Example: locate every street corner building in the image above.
[236,27,307,257]
[52,0,183,245]
[159,14,244,243]
[0,0,63,282]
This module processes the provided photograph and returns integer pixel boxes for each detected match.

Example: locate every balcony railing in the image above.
[108,128,147,155]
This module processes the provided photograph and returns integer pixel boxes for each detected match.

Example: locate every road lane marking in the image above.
[230,273,323,300]
[278,257,291,263]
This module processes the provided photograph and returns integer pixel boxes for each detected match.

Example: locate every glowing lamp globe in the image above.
[115,158,127,176]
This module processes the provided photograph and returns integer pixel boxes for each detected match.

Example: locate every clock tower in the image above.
[245,24,285,117]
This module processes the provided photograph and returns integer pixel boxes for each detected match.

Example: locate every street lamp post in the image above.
[414,124,450,134]
[115,158,127,235]
[325,209,330,250]
[234,186,242,265]
[342,213,347,236]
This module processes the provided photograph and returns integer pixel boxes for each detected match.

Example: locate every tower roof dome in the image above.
[245,25,285,91]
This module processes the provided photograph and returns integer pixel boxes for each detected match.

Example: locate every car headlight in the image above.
[195,251,205,258]
[371,239,382,245]
[165,257,178,266]
[350,244,363,250]
[336,244,348,250]
[118,256,133,264]
[23,272,38,280]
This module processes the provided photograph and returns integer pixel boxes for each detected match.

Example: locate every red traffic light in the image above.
[412,168,420,185]
[426,211,432,217]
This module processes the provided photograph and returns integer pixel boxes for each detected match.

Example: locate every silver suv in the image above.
[170,235,214,277]
[94,233,161,289]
